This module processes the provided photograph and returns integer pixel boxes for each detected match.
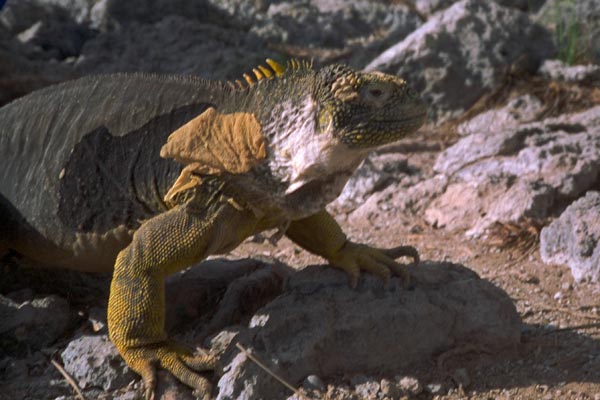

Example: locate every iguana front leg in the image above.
[286,210,419,287]
[108,197,256,400]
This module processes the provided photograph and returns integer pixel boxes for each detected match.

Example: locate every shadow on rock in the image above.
[216,261,524,399]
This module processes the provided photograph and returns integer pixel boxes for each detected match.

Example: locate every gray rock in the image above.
[450,367,471,388]
[212,0,422,68]
[457,94,544,136]
[0,294,70,349]
[1,0,92,60]
[398,375,423,395]
[216,262,521,399]
[425,382,444,394]
[75,16,266,80]
[352,375,380,399]
[433,129,530,175]
[414,0,457,16]
[539,59,600,83]
[379,378,400,398]
[303,374,325,392]
[112,391,139,400]
[346,161,443,224]
[366,0,555,122]
[89,0,231,29]
[61,334,135,391]
[415,0,545,16]
[540,191,600,282]
[426,106,600,234]
[333,158,394,213]
[0,0,59,35]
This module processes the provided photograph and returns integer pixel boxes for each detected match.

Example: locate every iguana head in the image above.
[313,63,427,148]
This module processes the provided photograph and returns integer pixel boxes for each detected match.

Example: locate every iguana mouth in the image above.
[376,110,427,124]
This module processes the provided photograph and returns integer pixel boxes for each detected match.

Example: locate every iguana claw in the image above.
[329,242,419,288]
[119,341,216,400]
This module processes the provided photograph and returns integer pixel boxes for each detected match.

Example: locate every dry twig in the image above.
[50,358,87,400]
[235,343,311,400]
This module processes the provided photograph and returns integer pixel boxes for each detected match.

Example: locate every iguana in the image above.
[0,59,426,399]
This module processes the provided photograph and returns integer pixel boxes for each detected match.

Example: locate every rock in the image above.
[88,306,107,333]
[366,0,555,122]
[216,261,521,399]
[209,328,242,355]
[61,335,135,391]
[379,378,400,398]
[415,0,545,15]
[1,0,93,61]
[414,0,457,16]
[90,0,231,29]
[426,105,600,235]
[303,374,325,392]
[322,385,359,400]
[0,37,76,106]
[154,370,197,400]
[450,368,471,388]
[75,15,266,80]
[433,129,529,176]
[540,191,600,282]
[210,0,422,68]
[426,382,444,394]
[351,375,380,399]
[538,59,600,83]
[113,391,139,400]
[0,294,70,349]
[457,94,544,136]
[333,158,395,213]
[398,375,423,395]
[165,258,289,338]
[347,165,444,225]
[0,0,59,35]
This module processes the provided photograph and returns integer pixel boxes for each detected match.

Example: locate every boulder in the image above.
[366,0,555,122]
[540,191,600,282]
[216,262,521,399]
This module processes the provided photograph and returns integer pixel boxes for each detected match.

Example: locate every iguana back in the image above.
[0,73,221,271]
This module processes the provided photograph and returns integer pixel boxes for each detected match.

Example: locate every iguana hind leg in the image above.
[108,196,257,400]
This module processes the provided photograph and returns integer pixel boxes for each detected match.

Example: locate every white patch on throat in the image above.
[264,96,367,195]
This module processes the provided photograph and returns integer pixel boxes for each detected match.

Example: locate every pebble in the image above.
[560,282,573,291]
[553,291,562,300]
[426,383,444,395]
[398,375,422,395]
[304,374,325,391]
[380,379,400,398]
[352,375,380,399]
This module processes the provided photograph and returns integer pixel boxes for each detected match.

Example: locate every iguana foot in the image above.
[120,340,217,400]
[329,242,419,288]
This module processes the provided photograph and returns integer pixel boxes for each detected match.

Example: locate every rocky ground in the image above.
[1,0,600,399]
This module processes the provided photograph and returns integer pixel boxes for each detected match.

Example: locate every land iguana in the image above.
[0,59,427,399]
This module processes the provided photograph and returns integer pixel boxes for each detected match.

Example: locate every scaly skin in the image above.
[1,59,426,399]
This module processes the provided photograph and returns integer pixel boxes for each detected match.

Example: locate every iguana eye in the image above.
[369,89,383,98]
[363,83,390,104]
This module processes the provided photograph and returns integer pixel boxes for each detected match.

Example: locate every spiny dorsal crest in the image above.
[227,58,314,90]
